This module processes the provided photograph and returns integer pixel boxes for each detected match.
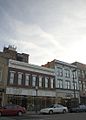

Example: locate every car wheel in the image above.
[63,109,66,113]
[17,111,23,116]
[49,110,53,114]
[0,112,2,116]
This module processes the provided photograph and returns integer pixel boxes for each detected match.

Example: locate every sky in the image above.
[0,0,86,65]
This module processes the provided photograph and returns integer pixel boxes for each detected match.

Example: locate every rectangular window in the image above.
[65,69,70,78]
[51,78,54,88]
[78,70,81,78]
[57,79,63,88]
[45,77,49,88]
[57,67,63,77]
[18,72,22,85]
[75,82,77,90]
[82,70,85,78]
[9,71,15,84]
[65,80,70,89]
[79,81,82,91]
[32,75,36,87]
[39,76,42,87]
[73,81,77,90]
[25,74,30,86]
[72,71,77,79]
[83,81,85,90]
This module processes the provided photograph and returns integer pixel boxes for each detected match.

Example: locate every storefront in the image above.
[6,87,56,111]
[6,94,55,111]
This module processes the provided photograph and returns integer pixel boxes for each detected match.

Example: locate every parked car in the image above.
[40,104,68,114]
[0,104,26,116]
[69,104,86,113]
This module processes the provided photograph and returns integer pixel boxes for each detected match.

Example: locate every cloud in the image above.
[12,19,64,50]
[1,18,65,65]
[1,0,86,65]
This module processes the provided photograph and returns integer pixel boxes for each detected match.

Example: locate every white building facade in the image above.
[42,59,80,107]
[54,60,80,103]
[6,59,56,110]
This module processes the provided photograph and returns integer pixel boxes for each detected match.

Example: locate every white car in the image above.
[40,104,68,114]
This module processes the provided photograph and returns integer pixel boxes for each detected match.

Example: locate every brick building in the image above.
[0,45,29,63]
[0,56,8,106]
[0,46,55,110]
[6,59,55,110]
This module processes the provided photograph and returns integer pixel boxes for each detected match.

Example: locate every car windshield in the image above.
[48,105,54,108]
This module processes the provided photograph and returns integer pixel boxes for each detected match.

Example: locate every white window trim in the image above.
[18,72,23,85]
[39,76,42,87]
[65,80,70,89]
[65,69,70,78]
[45,77,49,88]
[51,78,54,88]
[57,79,63,88]
[32,75,37,87]
[57,67,63,77]
[9,71,15,84]
[25,74,30,86]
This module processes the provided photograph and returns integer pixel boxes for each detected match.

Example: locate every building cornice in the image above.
[9,59,55,75]
[54,59,77,68]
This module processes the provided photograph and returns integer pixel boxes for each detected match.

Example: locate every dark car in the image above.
[0,104,26,116]
[69,104,86,113]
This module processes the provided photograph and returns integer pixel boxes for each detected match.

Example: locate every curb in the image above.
[26,111,40,115]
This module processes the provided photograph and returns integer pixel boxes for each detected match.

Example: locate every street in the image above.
[0,112,86,120]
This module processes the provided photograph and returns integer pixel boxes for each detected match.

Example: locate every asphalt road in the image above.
[0,112,86,120]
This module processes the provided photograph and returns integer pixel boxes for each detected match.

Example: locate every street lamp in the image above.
[72,69,76,107]
[35,86,38,113]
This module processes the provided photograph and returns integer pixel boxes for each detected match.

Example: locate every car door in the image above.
[3,105,12,115]
[8,105,18,115]
[3,105,17,115]
[55,104,62,113]
[53,105,58,113]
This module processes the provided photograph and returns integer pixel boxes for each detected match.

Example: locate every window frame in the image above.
[9,71,15,84]
[50,78,54,89]
[32,75,37,87]
[18,72,23,85]
[25,73,30,86]
[65,69,70,78]
[39,76,42,88]
[45,77,49,88]
[57,67,63,77]
[57,79,63,88]
[65,80,71,89]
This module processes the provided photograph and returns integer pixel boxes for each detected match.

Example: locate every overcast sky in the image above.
[0,0,86,65]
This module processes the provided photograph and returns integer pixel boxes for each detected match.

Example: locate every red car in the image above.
[0,104,26,116]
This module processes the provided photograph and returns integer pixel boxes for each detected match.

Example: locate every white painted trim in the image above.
[6,87,56,97]
[9,60,55,76]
